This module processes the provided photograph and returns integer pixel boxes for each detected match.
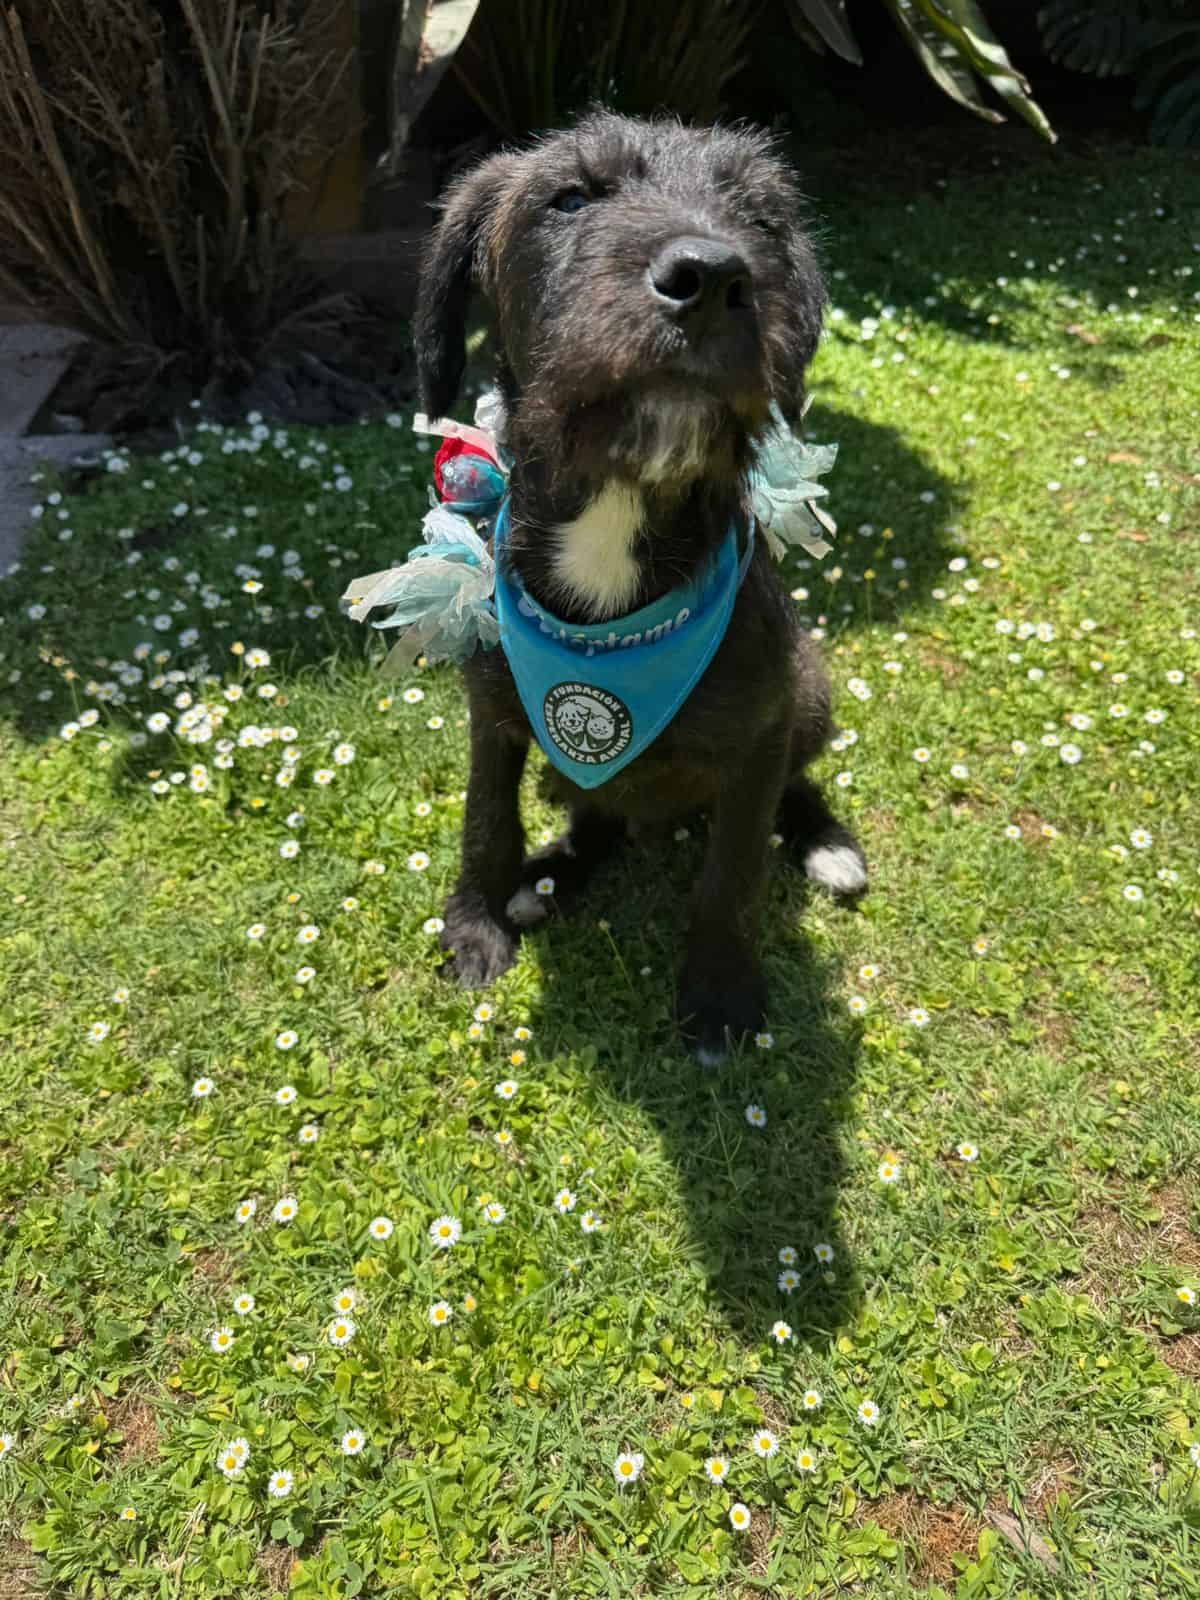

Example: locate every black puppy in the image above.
[413,111,865,1060]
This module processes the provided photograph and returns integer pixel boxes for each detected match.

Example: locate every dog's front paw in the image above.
[676,957,768,1065]
[439,894,517,988]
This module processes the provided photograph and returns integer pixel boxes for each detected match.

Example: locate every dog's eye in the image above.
[552,188,590,215]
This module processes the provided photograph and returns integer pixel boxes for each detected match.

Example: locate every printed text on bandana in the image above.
[543,683,633,766]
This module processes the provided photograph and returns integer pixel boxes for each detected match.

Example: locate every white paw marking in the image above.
[505,885,547,927]
[805,843,868,895]
[694,1045,726,1068]
[550,482,644,620]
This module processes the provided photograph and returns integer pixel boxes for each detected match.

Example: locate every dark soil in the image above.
[33,296,417,446]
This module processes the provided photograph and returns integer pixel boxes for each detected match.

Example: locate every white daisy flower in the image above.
[275,1030,298,1050]
[209,1326,235,1354]
[755,1032,774,1050]
[268,1469,294,1498]
[612,1451,644,1487]
[368,1216,393,1240]
[484,1201,507,1224]
[88,1021,111,1043]
[1130,828,1152,849]
[908,1007,930,1027]
[332,743,356,765]
[233,1293,255,1316]
[796,1447,819,1474]
[857,1399,880,1426]
[1123,884,1144,903]
[704,1455,729,1483]
[779,1245,798,1266]
[274,1084,298,1106]
[751,1429,779,1459]
[298,1124,319,1145]
[191,1077,215,1099]
[423,916,446,935]
[297,924,320,944]
[429,1215,463,1249]
[272,1197,298,1224]
[814,1242,834,1263]
[407,852,430,872]
[580,1211,603,1234]
[770,1320,793,1344]
[340,1429,365,1456]
[235,1198,257,1225]
[495,1079,518,1101]
[428,1300,453,1328]
[295,966,315,984]
[745,1104,767,1129]
[778,1269,800,1293]
[729,1502,752,1532]
[332,1287,357,1313]
[327,1319,356,1347]
[956,1141,979,1162]
[802,1389,822,1411]
[877,1159,901,1184]
[554,1189,577,1214]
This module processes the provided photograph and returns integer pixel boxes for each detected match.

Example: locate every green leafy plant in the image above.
[1040,0,1200,147]
[450,0,759,139]
[786,0,1055,141]
[445,0,1054,143]
[0,0,356,377]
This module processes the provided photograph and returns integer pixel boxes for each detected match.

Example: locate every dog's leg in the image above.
[506,808,627,926]
[440,723,528,987]
[677,726,789,1063]
[779,773,867,897]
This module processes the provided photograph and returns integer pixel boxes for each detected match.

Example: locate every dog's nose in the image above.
[648,238,751,323]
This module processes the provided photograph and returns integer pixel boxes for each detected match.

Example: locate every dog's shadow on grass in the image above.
[514,831,863,1350]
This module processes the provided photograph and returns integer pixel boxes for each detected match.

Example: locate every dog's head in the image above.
[414,112,825,498]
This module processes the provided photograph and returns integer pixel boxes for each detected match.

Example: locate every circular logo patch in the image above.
[543,681,632,767]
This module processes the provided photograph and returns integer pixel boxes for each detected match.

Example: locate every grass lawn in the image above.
[1,136,1198,1600]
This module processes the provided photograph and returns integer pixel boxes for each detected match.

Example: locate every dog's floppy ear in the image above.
[414,154,517,421]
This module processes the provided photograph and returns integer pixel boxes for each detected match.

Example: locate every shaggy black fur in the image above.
[413,111,865,1059]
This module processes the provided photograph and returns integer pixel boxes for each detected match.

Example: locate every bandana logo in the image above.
[543,682,632,766]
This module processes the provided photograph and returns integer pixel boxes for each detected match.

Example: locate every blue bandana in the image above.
[492,499,753,789]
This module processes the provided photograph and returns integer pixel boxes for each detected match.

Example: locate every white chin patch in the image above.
[805,843,868,896]
[505,885,547,927]
[633,397,719,487]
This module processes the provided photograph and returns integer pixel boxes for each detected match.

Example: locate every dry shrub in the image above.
[0,0,355,383]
